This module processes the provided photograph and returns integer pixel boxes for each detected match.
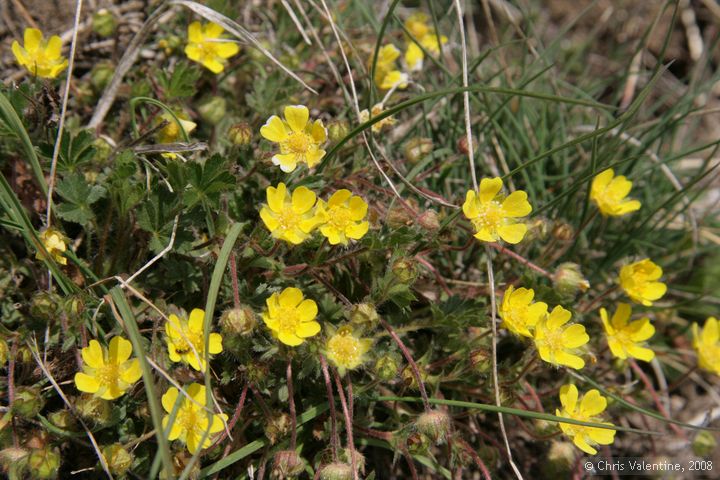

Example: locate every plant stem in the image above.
[378,317,431,412]
[319,354,339,461]
[230,252,241,309]
[287,359,297,450]
[332,367,357,480]
[488,242,553,279]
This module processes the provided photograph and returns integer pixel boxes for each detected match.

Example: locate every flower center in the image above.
[178,405,199,431]
[277,206,301,231]
[326,205,351,231]
[97,363,120,386]
[472,201,504,232]
[285,132,311,154]
[174,330,203,355]
[277,309,300,333]
[539,327,564,355]
[329,334,360,365]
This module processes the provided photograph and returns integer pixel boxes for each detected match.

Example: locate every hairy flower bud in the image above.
[30,292,61,322]
[198,96,227,125]
[27,448,60,479]
[272,450,305,478]
[418,210,440,232]
[457,135,478,156]
[553,262,590,298]
[0,338,8,365]
[415,410,451,443]
[102,444,134,476]
[327,120,349,143]
[374,354,400,381]
[49,410,76,431]
[228,123,253,146]
[90,62,115,92]
[75,394,112,425]
[265,412,292,445]
[551,222,574,242]
[543,441,575,477]
[13,387,45,419]
[349,303,379,330]
[403,137,433,164]
[391,258,417,284]
[319,463,352,480]
[220,306,257,337]
[92,9,117,37]
[692,431,716,457]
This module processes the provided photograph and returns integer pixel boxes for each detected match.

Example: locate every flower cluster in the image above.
[463,177,532,244]
[260,105,327,172]
[373,44,409,90]
[260,183,369,246]
[12,28,68,78]
[556,384,616,454]
[403,12,448,71]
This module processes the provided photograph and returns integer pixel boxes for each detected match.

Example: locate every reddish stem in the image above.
[332,367,358,480]
[488,242,553,279]
[455,437,492,480]
[230,252,241,309]
[287,359,297,450]
[629,359,687,440]
[211,383,248,448]
[415,255,453,296]
[379,318,431,412]
[319,354,340,461]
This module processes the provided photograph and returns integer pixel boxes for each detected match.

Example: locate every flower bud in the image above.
[415,410,451,443]
[401,364,428,391]
[692,431,716,457]
[272,450,305,478]
[391,258,417,284]
[27,448,60,479]
[92,9,117,37]
[228,123,253,146]
[265,412,292,445]
[319,463,352,480]
[220,306,257,337]
[457,135,478,156]
[340,449,365,475]
[198,96,227,126]
[349,303,379,330]
[12,387,45,419]
[16,345,33,364]
[374,354,400,381]
[63,294,86,319]
[49,410,77,431]
[418,210,440,232]
[30,292,61,322]
[0,338,8,365]
[75,394,112,425]
[90,62,115,92]
[160,452,199,480]
[327,120,349,143]
[470,348,492,374]
[102,443,134,476]
[551,222,574,242]
[542,441,575,477]
[553,262,590,298]
[246,361,269,386]
[403,137,433,164]
[385,203,415,228]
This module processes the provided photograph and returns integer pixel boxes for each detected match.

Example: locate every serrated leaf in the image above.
[54,173,106,224]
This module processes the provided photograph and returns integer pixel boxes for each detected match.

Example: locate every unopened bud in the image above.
[385,203,415,228]
[102,444,134,476]
[27,448,60,479]
[272,450,305,478]
[415,410,451,443]
[220,306,257,337]
[75,394,112,425]
[161,452,199,480]
[374,354,400,381]
[457,135,478,156]
[341,449,365,475]
[265,412,292,445]
[552,222,574,242]
[49,410,76,431]
[319,463,352,480]
[553,262,590,298]
[12,387,45,419]
[228,123,253,146]
[418,210,440,232]
[198,96,227,125]
[543,441,576,477]
[401,364,428,391]
[692,431,716,457]
[404,137,433,164]
[391,258,417,283]
[30,292,60,322]
[92,9,117,37]
[327,120,349,143]
[90,62,115,91]
[349,303,379,330]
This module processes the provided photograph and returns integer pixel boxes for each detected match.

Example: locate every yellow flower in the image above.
[498,285,548,338]
[359,104,396,133]
[404,43,424,71]
[533,306,589,369]
[462,177,532,244]
[165,309,223,372]
[156,112,197,159]
[260,106,327,172]
[259,182,321,245]
[12,28,68,78]
[315,190,369,245]
[162,383,228,454]
[556,384,616,455]
[420,32,448,55]
[692,317,720,375]
[36,228,67,265]
[184,21,240,74]
[262,287,320,347]
[600,303,655,362]
[74,337,142,400]
[618,258,667,306]
[326,325,372,373]
[405,13,431,39]
[372,44,401,86]
[590,169,641,217]
[379,70,409,90]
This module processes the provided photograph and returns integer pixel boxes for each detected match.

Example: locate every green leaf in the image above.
[40,129,96,173]
[184,154,236,209]
[54,173,106,225]
[157,61,202,99]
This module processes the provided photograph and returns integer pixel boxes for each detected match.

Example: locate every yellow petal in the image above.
[291,186,316,214]
[108,336,133,364]
[216,42,240,58]
[579,390,607,417]
[296,321,321,338]
[82,340,105,368]
[473,228,496,242]
[189,308,205,333]
[547,306,572,329]
[591,169,614,196]
[296,299,318,322]
[404,42,424,70]
[321,225,344,245]
[279,287,304,308]
[478,177,503,203]
[284,105,309,132]
[497,223,527,244]
[573,435,598,455]
[187,383,206,403]
[260,207,281,231]
[600,308,613,334]
[203,58,225,74]
[328,189,352,207]
[204,22,225,39]
[120,359,142,384]
[260,116,289,143]
[701,317,719,344]
[186,432,200,454]
[607,175,633,199]
[555,351,585,369]
[311,119,327,144]
[348,196,368,220]
[462,190,479,218]
[562,324,589,348]
[642,282,667,302]
[305,147,325,168]
[346,221,369,240]
[74,372,100,393]
[626,344,655,362]
[501,191,532,217]
[278,330,304,346]
[188,22,203,43]
[11,41,29,67]
[100,385,124,400]
[208,333,223,354]
[272,153,299,172]
[24,28,43,51]
[559,384,578,412]
[627,318,654,341]
[162,387,180,413]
